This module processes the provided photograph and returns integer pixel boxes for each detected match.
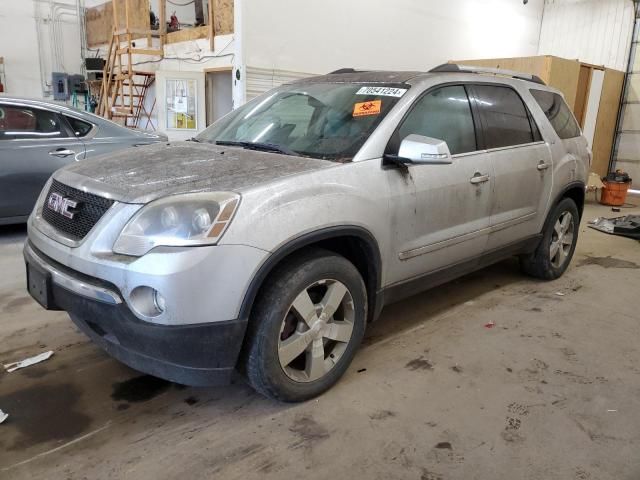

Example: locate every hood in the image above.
[58,142,333,203]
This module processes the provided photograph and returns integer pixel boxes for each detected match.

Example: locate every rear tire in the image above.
[520,197,580,280]
[242,249,367,402]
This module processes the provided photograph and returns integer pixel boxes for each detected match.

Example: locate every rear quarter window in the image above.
[530,90,581,140]
[65,116,94,137]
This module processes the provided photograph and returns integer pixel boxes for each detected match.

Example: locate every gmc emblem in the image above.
[47,192,79,219]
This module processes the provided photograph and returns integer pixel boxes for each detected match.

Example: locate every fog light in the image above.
[129,286,166,318]
[153,290,166,313]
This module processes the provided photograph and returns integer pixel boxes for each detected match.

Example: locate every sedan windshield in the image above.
[196,82,409,161]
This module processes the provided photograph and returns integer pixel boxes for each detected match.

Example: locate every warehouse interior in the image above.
[1,1,639,479]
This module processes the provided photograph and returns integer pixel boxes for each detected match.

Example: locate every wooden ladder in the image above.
[97,0,166,129]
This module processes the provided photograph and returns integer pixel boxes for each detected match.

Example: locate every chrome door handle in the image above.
[470,173,490,185]
[49,148,75,158]
[537,161,550,171]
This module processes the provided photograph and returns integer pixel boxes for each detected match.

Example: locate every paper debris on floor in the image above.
[555,292,565,297]
[0,409,8,424]
[4,350,54,373]
[589,215,640,240]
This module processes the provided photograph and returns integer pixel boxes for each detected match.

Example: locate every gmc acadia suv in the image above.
[24,65,589,401]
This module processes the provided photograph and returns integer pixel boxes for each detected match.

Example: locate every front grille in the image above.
[41,179,114,241]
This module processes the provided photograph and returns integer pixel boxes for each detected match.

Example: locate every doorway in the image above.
[205,68,233,127]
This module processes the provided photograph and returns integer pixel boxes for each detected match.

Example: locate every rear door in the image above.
[469,84,553,251]
[0,103,85,219]
[384,84,493,285]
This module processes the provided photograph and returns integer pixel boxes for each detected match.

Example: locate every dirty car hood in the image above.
[58,142,333,203]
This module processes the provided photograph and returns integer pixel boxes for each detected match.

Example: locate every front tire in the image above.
[242,249,367,402]
[520,197,580,280]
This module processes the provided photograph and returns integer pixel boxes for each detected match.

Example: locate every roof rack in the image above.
[328,68,367,74]
[429,63,546,85]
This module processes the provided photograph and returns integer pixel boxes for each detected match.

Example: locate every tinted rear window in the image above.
[530,90,581,140]
[65,116,93,137]
[472,85,537,149]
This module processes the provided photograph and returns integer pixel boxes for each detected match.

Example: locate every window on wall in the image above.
[166,79,197,130]
[390,85,477,155]
[530,90,581,140]
[0,105,66,140]
[472,85,537,149]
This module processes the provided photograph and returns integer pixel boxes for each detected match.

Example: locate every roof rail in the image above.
[429,63,546,85]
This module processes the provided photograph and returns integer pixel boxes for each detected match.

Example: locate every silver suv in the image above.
[24,65,589,401]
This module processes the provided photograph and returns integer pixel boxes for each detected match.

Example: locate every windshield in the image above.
[196,82,409,161]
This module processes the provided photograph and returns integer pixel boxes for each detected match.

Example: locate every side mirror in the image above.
[387,134,453,166]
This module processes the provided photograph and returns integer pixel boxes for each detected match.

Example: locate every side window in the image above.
[0,105,66,140]
[472,85,536,149]
[392,85,477,155]
[65,116,93,137]
[530,90,581,140]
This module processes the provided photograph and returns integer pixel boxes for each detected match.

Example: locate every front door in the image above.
[0,103,85,219]
[385,85,493,285]
[468,85,553,250]
[156,70,206,141]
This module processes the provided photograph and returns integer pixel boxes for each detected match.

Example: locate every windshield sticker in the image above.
[356,86,408,97]
[353,100,382,117]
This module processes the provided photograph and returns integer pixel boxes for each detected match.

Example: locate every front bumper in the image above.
[24,243,247,386]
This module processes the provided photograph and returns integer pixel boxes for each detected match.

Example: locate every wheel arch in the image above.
[554,182,586,219]
[238,226,383,326]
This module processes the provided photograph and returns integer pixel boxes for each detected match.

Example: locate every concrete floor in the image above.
[0,201,639,480]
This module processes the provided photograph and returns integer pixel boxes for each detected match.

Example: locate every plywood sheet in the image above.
[574,66,592,127]
[166,25,209,44]
[452,56,552,84]
[546,57,581,109]
[592,68,625,177]
[86,0,150,47]
[213,0,233,34]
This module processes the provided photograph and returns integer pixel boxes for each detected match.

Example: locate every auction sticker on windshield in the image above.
[356,86,407,97]
[353,100,382,117]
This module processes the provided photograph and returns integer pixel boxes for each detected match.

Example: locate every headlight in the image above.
[113,192,240,256]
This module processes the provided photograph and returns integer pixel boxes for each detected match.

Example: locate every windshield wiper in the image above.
[187,137,201,142]
[215,140,296,156]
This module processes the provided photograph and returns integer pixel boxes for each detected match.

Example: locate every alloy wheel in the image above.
[550,211,575,269]
[278,279,355,383]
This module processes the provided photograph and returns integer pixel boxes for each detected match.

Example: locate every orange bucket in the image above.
[600,180,631,207]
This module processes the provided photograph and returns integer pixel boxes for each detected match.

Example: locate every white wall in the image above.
[538,0,635,71]
[240,0,546,74]
[0,0,84,98]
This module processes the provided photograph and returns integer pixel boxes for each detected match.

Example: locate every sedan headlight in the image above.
[113,192,240,256]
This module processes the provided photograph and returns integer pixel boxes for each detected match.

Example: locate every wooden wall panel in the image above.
[453,56,551,84]
[213,0,234,35]
[592,69,625,176]
[166,25,209,44]
[86,0,150,47]
[546,56,581,110]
